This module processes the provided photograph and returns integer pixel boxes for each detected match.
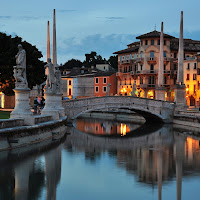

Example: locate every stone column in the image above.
[155,22,165,101]
[52,9,57,70]
[47,21,50,61]
[174,11,187,111]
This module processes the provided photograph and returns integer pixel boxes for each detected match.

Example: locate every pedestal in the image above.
[155,87,165,101]
[10,88,34,125]
[41,90,59,120]
[174,84,187,112]
[55,93,65,117]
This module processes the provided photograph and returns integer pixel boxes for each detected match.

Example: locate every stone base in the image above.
[10,88,34,125]
[55,93,65,117]
[174,84,187,112]
[155,87,166,101]
[41,91,59,120]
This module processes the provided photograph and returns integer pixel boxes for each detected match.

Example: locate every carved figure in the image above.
[44,58,55,90]
[13,44,28,87]
[55,65,61,93]
[107,83,111,96]
[131,80,137,97]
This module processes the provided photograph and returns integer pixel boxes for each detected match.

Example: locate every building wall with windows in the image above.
[114,30,200,105]
[94,72,117,97]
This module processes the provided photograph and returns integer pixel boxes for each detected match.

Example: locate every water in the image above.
[0,117,200,200]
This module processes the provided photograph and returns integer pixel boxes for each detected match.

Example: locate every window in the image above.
[157,40,160,45]
[120,56,122,61]
[69,88,71,96]
[193,74,197,80]
[150,51,154,58]
[194,85,196,94]
[187,63,190,70]
[174,64,177,70]
[95,86,99,93]
[125,55,127,60]
[141,41,143,46]
[129,78,131,85]
[150,64,154,71]
[134,65,137,71]
[69,80,72,85]
[164,40,166,45]
[151,40,154,45]
[130,54,132,59]
[140,77,143,84]
[141,51,143,58]
[145,40,148,45]
[174,53,177,58]
[103,86,107,93]
[125,79,126,85]
[141,65,143,71]
[194,63,197,69]
[96,78,99,84]
[103,78,107,84]
[164,76,167,84]
[164,64,166,71]
[187,85,189,94]
[134,53,137,59]
[186,74,190,80]
[163,51,167,57]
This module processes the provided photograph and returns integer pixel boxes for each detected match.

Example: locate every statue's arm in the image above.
[18,50,26,65]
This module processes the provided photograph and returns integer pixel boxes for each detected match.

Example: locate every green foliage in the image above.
[108,55,118,70]
[0,32,45,95]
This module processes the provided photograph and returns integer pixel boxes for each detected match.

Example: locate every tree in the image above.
[62,59,83,69]
[0,32,45,95]
[108,55,118,71]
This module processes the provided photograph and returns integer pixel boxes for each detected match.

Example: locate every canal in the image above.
[0,116,200,200]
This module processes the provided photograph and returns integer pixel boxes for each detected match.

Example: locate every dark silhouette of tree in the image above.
[108,55,118,70]
[62,59,83,69]
[0,32,45,95]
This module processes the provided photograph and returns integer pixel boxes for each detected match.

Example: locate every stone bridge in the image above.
[63,96,175,123]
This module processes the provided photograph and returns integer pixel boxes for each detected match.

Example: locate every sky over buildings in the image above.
[0,0,200,64]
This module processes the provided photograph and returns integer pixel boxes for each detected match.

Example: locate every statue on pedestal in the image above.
[55,65,61,93]
[44,58,55,91]
[13,44,28,88]
[107,83,111,96]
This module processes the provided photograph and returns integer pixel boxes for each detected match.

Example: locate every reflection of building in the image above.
[114,30,200,106]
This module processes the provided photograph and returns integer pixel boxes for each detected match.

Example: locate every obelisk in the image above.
[47,21,50,61]
[52,9,57,70]
[155,22,165,101]
[174,11,187,111]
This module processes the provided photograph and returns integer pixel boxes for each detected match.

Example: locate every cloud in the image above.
[56,34,137,63]
[0,16,11,19]
[96,16,125,21]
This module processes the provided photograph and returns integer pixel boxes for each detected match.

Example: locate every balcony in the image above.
[136,58,144,64]
[164,57,171,63]
[164,70,171,74]
[144,70,157,74]
[138,84,147,89]
[146,57,157,64]
[147,84,156,88]
[120,60,130,64]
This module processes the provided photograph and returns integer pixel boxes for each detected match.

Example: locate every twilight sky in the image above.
[0,0,200,64]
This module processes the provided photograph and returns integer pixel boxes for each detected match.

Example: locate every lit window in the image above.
[193,74,197,80]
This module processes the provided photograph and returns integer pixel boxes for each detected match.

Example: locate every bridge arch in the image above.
[63,96,175,123]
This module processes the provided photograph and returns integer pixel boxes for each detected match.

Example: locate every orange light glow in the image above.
[120,123,127,136]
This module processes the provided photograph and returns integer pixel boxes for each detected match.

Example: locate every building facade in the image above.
[114,30,200,106]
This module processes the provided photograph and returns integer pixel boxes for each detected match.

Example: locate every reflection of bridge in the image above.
[63,96,175,123]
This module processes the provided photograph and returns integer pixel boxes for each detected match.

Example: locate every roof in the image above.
[136,30,175,39]
[127,41,140,46]
[113,46,139,54]
[94,71,116,77]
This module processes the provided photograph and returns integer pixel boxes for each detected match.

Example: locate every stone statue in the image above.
[107,83,111,96]
[55,65,61,93]
[13,44,28,88]
[131,80,137,97]
[44,58,55,90]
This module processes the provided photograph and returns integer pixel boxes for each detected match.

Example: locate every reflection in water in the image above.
[0,119,200,199]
